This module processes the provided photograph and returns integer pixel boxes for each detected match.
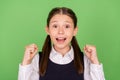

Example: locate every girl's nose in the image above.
[58,27,64,34]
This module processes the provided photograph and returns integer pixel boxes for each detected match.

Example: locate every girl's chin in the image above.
[54,44,70,50]
[54,44,65,48]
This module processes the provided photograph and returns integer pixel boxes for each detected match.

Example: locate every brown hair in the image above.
[40,7,84,76]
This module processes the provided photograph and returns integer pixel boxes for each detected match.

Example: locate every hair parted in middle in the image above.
[39,7,84,76]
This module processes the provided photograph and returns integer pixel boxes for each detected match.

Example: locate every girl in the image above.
[18,7,105,80]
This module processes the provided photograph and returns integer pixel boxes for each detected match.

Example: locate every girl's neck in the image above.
[53,45,71,56]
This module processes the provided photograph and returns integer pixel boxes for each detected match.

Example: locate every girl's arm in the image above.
[84,55,105,80]
[84,45,105,80]
[18,44,39,80]
[18,54,39,80]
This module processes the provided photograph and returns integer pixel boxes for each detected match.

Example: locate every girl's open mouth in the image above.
[56,38,66,43]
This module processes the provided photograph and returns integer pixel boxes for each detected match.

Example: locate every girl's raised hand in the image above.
[22,44,38,66]
[83,45,100,64]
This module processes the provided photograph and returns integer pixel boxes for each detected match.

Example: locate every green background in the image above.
[0,0,120,80]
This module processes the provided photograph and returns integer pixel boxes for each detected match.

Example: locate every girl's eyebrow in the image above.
[50,21,58,23]
[65,21,72,23]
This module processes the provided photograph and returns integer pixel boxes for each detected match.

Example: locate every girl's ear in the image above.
[45,26,50,35]
[73,26,78,36]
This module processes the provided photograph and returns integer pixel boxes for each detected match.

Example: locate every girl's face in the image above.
[46,14,78,52]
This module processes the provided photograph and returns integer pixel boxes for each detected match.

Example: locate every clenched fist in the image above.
[22,44,38,66]
[83,45,100,64]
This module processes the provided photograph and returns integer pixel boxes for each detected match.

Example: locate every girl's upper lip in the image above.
[57,37,65,38]
[56,36,66,38]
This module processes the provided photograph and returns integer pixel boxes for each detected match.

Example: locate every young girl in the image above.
[18,7,105,80]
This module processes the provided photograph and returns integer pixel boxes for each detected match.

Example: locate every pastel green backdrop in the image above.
[0,0,120,80]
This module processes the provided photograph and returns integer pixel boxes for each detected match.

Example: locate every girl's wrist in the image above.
[91,58,100,65]
[22,60,31,66]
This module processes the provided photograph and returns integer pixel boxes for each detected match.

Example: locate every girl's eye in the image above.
[53,25,58,28]
[65,25,70,28]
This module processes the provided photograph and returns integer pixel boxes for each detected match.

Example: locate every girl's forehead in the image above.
[50,14,73,23]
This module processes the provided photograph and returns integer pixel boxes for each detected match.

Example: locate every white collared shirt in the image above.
[49,46,74,65]
[18,46,105,80]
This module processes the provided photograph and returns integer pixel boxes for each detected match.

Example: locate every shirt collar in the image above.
[49,46,74,64]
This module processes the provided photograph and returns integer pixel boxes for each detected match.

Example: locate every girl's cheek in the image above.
[52,30,58,34]
[66,31,74,36]
[50,31,57,37]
